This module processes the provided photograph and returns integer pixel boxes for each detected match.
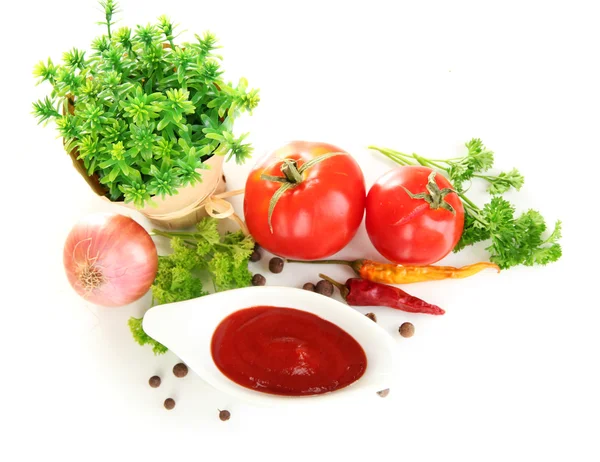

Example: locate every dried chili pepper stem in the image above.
[287,258,365,274]
[319,274,350,298]
[287,258,499,285]
[319,273,445,315]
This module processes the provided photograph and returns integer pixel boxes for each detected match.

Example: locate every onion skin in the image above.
[63,213,158,307]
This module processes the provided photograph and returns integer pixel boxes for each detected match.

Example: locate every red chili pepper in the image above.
[320,274,445,316]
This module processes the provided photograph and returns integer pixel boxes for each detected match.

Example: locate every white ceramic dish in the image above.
[143,286,396,405]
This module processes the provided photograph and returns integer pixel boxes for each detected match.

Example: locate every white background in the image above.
[2,0,599,460]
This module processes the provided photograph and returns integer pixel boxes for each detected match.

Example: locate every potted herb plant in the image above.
[32,0,259,229]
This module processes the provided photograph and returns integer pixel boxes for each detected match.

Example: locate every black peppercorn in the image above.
[219,409,231,421]
[164,398,176,410]
[148,376,161,388]
[269,257,284,273]
[365,312,377,322]
[377,389,390,398]
[315,279,334,296]
[173,363,188,378]
[250,250,262,262]
[252,274,266,286]
[302,282,315,291]
[399,322,415,338]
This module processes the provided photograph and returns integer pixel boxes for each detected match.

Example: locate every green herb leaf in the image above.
[33,58,58,85]
[32,2,258,207]
[464,138,495,172]
[33,97,61,125]
[127,317,168,355]
[139,219,253,354]
[372,140,562,270]
[453,210,490,252]
[150,217,254,301]
[485,168,525,194]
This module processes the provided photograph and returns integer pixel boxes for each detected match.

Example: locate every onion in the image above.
[63,213,158,307]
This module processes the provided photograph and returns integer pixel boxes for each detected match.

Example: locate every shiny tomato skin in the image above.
[366,166,464,265]
[244,141,366,259]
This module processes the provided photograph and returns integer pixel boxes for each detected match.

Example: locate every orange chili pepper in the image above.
[287,259,500,284]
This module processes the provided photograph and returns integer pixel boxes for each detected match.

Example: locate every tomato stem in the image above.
[266,183,296,233]
[260,174,288,184]
[260,151,348,234]
[281,159,303,183]
[402,171,457,214]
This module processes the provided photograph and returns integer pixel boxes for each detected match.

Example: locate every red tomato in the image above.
[366,166,464,265]
[244,141,366,259]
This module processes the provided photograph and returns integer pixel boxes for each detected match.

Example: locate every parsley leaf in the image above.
[465,138,495,172]
[128,217,254,355]
[446,138,495,191]
[369,140,562,270]
[454,211,491,252]
[128,317,168,355]
[152,220,254,296]
[485,168,525,195]
[482,198,563,269]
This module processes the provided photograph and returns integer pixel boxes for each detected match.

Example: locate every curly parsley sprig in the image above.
[128,217,254,355]
[369,139,562,270]
[150,218,255,295]
[128,317,168,355]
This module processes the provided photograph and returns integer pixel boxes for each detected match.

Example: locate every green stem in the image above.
[369,146,415,163]
[369,147,413,166]
[413,155,447,170]
[152,229,197,239]
[429,156,460,162]
[412,154,433,167]
[467,210,489,227]
[457,194,488,227]
[473,173,509,184]
[386,154,412,166]
[457,193,479,211]
[152,229,241,252]
[370,146,448,171]
[128,46,138,59]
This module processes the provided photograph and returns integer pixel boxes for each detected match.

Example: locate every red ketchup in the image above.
[211,306,367,396]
